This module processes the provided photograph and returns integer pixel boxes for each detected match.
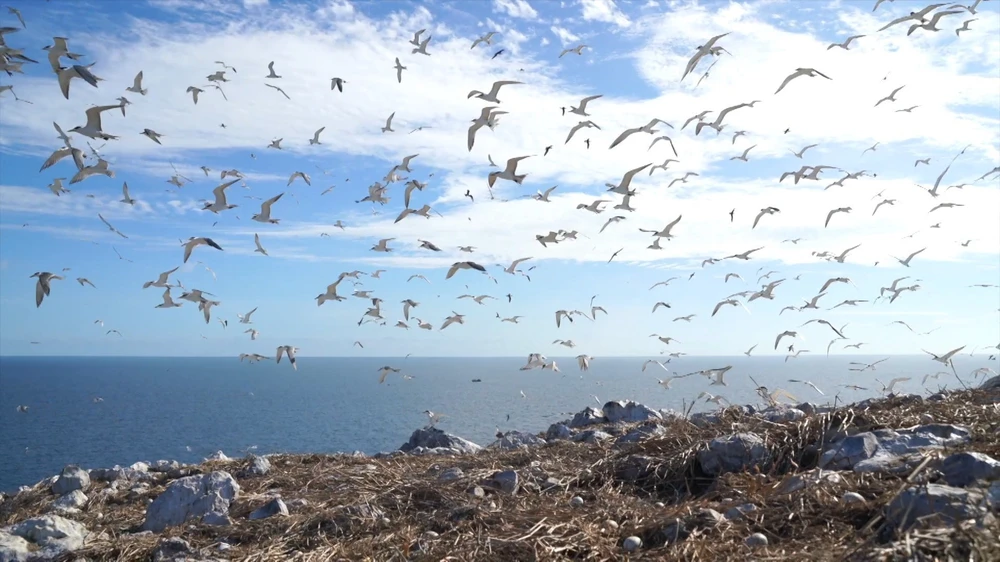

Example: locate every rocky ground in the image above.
[1,381,999,561]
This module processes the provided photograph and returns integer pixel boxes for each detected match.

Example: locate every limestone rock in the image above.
[51,490,88,512]
[141,471,240,532]
[51,466,90,496]
[940,452,1000,487]
[569,407,606,428]
[603,400,662,423]
[249,498,288,520]
[481,470,518,494]
[545,423,572,440]
[491,431,545,450]
[698,433,769,476]
[5,515,89,561]
[399,427,481,455]
[885,484,988,531]
[615,424,666,446]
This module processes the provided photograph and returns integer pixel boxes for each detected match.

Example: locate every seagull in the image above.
[559,44,588,58]
[907,9,964,35]
[30,272,64,307]
[825,207,851,228]
[70,104,119,140]
[827,34,865,50]
[98,213,127,239]
[893,247,926,267]
[203,179,240,213]
[143,267,179,289]
[441,312,465,330]
[731,144,756,162]
[126,71,147,95]
[156,288,182,308]
[789,379,824,395]
[877,3,947,32]
[875,85,905,107]
[775,68,832,94]
[791,144,818,158]
[566,120,601,144]
[267,138,283,150]
[446,261,486,279]
[252,193,284,224]
[471,31,497,49]
[76,277,96,288]
[253,233,268,256]
[639,215,683,240]
[276,345,298,370]
[266,61,281,78]
[40,146,85,172]
[394,57,406,83]
[752,207,779,229]
[682,32,729,80]
[237,307,257,324]
[568,94,602,117]
[309,127,326,145]
[609,118,673,150]
[378,366,401,384]
[182,237,223,263]
[46,178,70,196]
[264,83,290,100]
[411,34,432,55]
[330,77,346,92]
[488,155,531,188]
[955,18,976,35]
[924,346,966,366]
[57,64,100,100]
[576,355,592,371]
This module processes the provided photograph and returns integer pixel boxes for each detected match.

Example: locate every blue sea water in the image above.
[0,355,993,492]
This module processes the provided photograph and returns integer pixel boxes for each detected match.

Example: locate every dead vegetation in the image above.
[2,387,998,561]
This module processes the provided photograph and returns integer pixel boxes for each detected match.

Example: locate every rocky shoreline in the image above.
[2,381,999,561]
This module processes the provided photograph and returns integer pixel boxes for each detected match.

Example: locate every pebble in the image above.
[842,492,866,504]
[745,533,768,547]
[623,536,642,552]
[570,496,584,507]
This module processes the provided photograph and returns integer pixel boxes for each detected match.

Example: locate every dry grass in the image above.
[2,388,998,561]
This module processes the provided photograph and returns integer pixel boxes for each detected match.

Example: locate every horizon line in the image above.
[0,353,956,359]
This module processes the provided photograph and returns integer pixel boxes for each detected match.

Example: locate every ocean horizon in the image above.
[1,354,993,492]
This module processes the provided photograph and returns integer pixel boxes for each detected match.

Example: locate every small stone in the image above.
[745,533,768,547]
[249,498,288,520]
[623,536,642,552]
[841,492,865,504]
[570,496,584,507]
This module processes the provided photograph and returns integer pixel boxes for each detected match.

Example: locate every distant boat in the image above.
[471,378,482,383]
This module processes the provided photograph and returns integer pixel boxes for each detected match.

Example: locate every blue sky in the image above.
[0,0,998,358]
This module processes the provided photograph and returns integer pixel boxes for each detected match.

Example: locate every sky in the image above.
[0,0,998,359]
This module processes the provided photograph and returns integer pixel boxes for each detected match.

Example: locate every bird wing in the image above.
[609,127,640,149]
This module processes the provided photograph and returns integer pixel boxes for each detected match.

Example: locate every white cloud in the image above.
[243,0,268,7]
[580,0,631,28]
[550,25,580,45]
[492,0,538,20]
[540,37,550,46]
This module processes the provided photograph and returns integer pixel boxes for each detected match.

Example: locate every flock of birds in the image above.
[4,0,1000,419]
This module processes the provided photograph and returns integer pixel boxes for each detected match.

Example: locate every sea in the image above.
[0,355,993,493]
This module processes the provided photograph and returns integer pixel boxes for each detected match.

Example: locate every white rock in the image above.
[623,536,642,552]
[141,471,240,532]
[0,531,31,562]
[745,532,768,547]
[603,401,662,423]
[51,466,91,496]
[5,515,89,560]
[249,498,288,520]
[570,496,584,507]
[51,490,88,512]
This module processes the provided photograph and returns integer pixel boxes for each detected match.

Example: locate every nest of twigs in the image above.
[1,387,997,561]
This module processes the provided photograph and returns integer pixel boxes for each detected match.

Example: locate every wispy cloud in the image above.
[492,0,538,21]
[580,0,631,28]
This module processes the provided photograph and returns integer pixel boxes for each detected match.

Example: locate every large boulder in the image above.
[940,452,1000,487]
[142,471,241,532]
[399,427,481,455]
[569,407,606,428]
[491,431,545,450]
[697,433,769,476]
[821,425,973,471]
[885,484,989,531]
[51,465,90,496]
[1,515,89,561]
[603,401,662,423]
